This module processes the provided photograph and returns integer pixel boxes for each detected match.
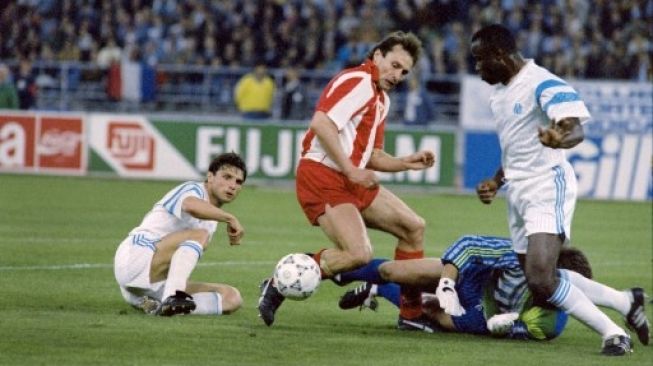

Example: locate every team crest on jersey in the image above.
[513,103,523,115]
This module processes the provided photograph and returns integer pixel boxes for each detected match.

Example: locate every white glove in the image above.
[486,312,520,335]
[435,277,466,316]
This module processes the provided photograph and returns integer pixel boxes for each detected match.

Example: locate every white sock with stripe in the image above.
[548,273,626,339]
[162,241,203,299]
[191,292,223,315]
[560,269,631,316]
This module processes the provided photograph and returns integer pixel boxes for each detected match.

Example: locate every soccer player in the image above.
[337,235,648,344]
[258,31,435,327]
[114,152,247,316]
[470,24,647,355]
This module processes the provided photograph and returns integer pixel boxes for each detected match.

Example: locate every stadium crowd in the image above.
[0,0,651,82]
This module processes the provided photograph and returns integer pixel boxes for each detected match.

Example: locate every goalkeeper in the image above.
[336,235,648,343]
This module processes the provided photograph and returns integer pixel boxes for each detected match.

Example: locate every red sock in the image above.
[312,249,329,279]
[395,248,424,319]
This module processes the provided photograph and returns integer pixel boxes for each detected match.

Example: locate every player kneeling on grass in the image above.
[336,235,649,346]
[114,152,247,316]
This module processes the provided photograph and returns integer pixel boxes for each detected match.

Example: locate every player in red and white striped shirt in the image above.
[258,31,436,329]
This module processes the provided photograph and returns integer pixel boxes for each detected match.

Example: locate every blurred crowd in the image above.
[0,0,651,82]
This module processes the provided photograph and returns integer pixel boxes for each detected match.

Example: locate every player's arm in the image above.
[434,261,465,316]
[476,167,505,204]
[538,117,584,149]
[309,111,379,188]
[182,197,244,245]
[366,148,435,172]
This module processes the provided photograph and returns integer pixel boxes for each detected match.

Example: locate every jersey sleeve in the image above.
[316,73,374,130]
[535,79,591,124]
[160,182,206,219]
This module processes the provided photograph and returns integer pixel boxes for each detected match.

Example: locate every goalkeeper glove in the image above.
[486,312,520,336]
[435,277,466,316]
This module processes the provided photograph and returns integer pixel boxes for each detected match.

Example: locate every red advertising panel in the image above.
[0,114,36,170]
[38,116,84,170]
[0,112,85,174]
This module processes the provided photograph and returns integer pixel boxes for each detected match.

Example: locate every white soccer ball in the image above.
[273,253,321,300]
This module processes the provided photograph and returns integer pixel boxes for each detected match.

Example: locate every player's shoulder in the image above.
[166,181,206,197]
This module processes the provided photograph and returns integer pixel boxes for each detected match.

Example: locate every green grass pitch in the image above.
[0,174,650,366]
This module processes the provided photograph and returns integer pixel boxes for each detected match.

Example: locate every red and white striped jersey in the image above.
[301,60,389,171]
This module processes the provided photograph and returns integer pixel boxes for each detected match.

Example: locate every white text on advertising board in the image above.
[195,126,442,183]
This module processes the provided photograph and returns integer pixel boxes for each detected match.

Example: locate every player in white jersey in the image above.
[114,152,247,316]
[470,24,648,355]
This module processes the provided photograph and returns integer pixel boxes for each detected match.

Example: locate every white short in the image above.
[114,234,165,305]
[506,162,577,254]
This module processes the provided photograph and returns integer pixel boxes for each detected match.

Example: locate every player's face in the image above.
[207,165,244,205]
[373,45,414,91]
[471,40,511,85]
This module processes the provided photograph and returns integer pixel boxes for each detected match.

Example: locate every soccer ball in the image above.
[273,253,321,300]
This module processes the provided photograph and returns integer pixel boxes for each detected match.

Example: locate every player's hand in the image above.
[476,178,499,204]
[486,312,520,335]
[346,167,379,190]
[435,277,466,316]
[226,218,244,245]
[403,150,436,170]
[538,119,568,148]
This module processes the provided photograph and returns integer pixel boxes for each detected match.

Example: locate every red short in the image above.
[296,159,379,225]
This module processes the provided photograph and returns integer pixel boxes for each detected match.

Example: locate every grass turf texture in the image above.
[0,174,650,366]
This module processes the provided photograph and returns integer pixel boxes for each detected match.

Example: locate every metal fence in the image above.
[22,61,461,125]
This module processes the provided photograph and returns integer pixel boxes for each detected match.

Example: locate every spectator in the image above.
[403,74,433,126]
[234,62,275,120]
[96,36,122,69]
[280,68,308,120]
[14,58,37,110]
[0,63,18,109]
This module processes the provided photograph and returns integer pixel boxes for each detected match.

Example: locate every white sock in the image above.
[191,292,223,315]
[162,241,203,299]
[560,269,631,315]
[548,275,626,339]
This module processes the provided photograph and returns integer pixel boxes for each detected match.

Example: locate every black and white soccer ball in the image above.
[273,253,321,300]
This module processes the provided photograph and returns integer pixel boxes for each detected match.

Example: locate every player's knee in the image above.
[221,287,243,314]
[186,229,211,249]
[378,263,394,282]
[346,247,373,268]
[403,215,425,244]
[526,273,557,300]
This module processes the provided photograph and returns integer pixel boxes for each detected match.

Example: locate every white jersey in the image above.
[129,181,218,241]
[490,60,591,180]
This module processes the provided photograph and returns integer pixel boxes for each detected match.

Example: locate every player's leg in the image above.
[527,235,630,354]
[338,258,441,311]
[361,187,426,322]
[378,258,442,286]
[560,269,650,345]
[515,165,631,354]
[114,234,163,314]
[151,229,210,316]
[315,203,373,276]
[186,282,243,315]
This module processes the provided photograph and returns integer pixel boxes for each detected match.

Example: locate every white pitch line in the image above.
[0,260,276,272]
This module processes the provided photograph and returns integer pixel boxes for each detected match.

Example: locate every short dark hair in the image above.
[557,247,593,279]
[471,24,517,54]
[207,152,247,182]
[366,31,422,65]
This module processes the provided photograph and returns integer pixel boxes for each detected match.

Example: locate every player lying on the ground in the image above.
[336,235,649,345]
[114,152,247,316]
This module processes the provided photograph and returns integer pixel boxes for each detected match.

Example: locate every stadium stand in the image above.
[0,0,650,123]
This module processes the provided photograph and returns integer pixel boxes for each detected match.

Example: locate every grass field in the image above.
[0,174,651,366]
